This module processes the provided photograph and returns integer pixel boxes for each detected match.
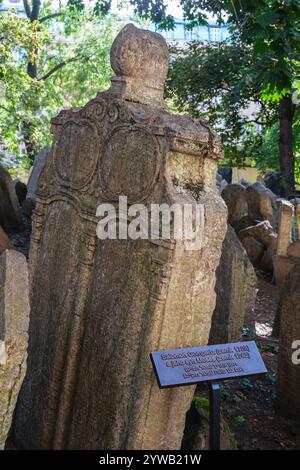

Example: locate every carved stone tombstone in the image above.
[273,200,300,288]
[0,250,29,449]
[0,164,22,232]
[209,226,256,345]
[221,183,246,225]
[13,24,227,450]
[276,263,300,423]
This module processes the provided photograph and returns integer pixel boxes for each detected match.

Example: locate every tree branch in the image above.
[0,104,11,114]
[39,54,92,81]
[39,12,64,23]
[249,118,265,126]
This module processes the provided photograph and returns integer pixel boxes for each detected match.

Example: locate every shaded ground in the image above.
[221,274,300,450]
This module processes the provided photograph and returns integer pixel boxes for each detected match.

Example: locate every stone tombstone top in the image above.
[209,225,256,345]
[110,24,169,107]
[14,24,227,450]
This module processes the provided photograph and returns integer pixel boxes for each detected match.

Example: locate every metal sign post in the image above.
[150,341,268,451]
[209,382,221,450]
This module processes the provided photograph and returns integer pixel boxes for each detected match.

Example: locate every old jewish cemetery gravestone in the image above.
[221,183,246,225]
[22,146,51,218]
[13,24,227,450]
[0,250,29,449]
[276,263,300,423]
[0,164,22,232]
[209,226,257,345]
[26,145,51,204]
[273,199,300,289]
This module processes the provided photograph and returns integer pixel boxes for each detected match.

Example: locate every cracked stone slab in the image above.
[0,250,29,449]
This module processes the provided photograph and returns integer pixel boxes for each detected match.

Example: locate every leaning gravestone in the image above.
[23,145,51,218]
[26,145,51,202]
[13,24,227,450]
[0,250,29,449]
[0,164,22,232]
[246,181,276,226]
[273,200,297,287]
[221,183,246,225]
[276,263,300,423]
[209,226,256,344]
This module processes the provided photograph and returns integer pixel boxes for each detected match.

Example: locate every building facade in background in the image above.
[150,19,229,43]
[0,0,25,15]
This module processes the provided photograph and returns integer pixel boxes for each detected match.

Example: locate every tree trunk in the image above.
[279,95,296,198]
[22,0,41,163]
[22,120,38,164]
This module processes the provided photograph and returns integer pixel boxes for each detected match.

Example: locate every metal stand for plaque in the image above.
[150,341,268,452]
[209,382,220,450]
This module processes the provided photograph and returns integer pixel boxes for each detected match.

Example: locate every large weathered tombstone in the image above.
[209,225,257,344]
[296,203,300,238]
[246,181,276,226]
[273,200,298,287]
[263,171,284,196]
[239,220,277,272]
[221,183,246,225]
[0,164,22,232]
[240,236,264,266]
[13,24,227,450]
[239,220,276,247]
[276,263,300,423]
[218,166,232,183]
[0,250,29,449]
[276,200,294,257]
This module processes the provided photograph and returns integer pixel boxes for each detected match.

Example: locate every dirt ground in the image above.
[221,273,300,450]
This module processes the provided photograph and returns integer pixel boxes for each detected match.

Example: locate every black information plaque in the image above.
[150,341,267,389]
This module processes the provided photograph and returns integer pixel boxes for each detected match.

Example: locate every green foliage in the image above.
[258,341,279,354]
[133,0,300,101]
[129,0,300,187]
[0,10,47,158]
[2,0,299,179]
[0,1,129,166]
[193,396,210,419]
[242,378,254,392]
[242,327,256,340]
[234,415,246,424]
[220,384,242,405]
[128,0,174,30]
[166,41,277,166]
